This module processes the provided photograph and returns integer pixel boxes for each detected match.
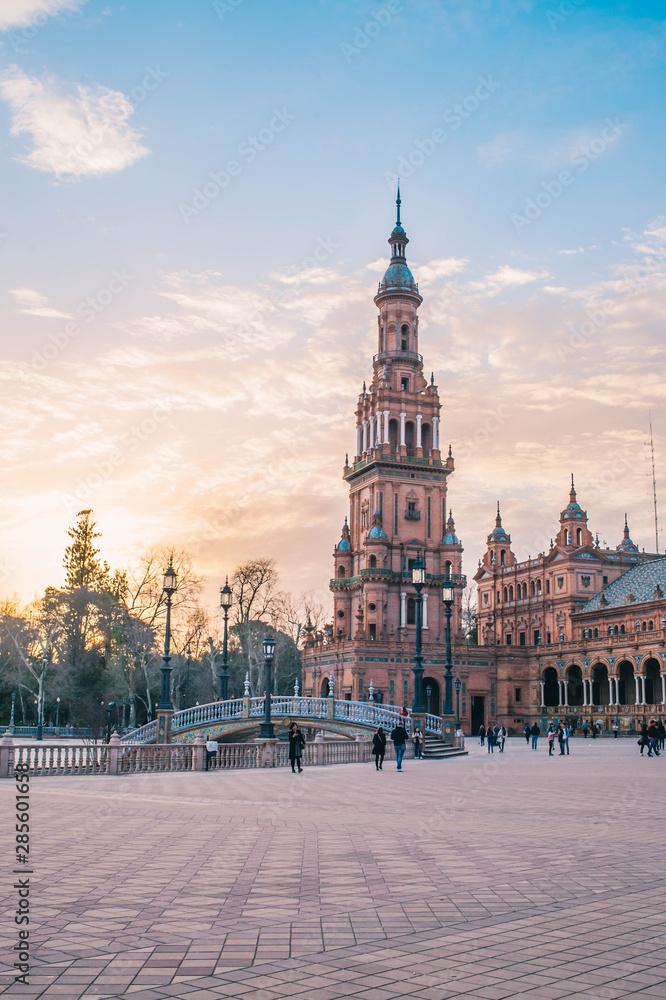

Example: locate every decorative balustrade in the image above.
[425,713,442,735]
[10,742,110,776]
[120,745,195,773]
[121,720,158,745]
[171,699,244,731]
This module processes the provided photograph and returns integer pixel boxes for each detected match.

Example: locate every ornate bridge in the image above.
[121,695,446,745]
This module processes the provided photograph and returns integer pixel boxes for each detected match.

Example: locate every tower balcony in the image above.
[330,570,466,590]
[373,350,423,366]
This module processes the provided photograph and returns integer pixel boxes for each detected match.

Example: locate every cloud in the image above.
[0,66,148,179]
[11,287,72,318]
[0,0,84,30]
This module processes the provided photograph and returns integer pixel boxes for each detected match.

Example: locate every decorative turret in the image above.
[555,475,594,548]
[482,503,515,568]
[617,514,638,553]
[337,516,351,551]
[375,184,422,305]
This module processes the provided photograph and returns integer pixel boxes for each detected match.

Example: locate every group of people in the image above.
[638,721,663,757]
[477,724,507,753]
[371,722,423,770]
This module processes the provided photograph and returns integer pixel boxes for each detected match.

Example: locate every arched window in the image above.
[522,583,528,600]
[576,528,582,545]
[388,418,399,454]
[509,585,514,602]
[401,324,410,350]
[421,423,431,454]
[620,624,625,634]
[491,551,495,564]
[594,628,598,638]
[337,566,346,577]
[503,587,508,603]
[368,555,377,569]
[536,579,542,594]
[649,620,654,630]
[445,560,452,576]
[642,621,647,632]
[406,597,416,625]
[531,580,536,597]
[614,625,619,635]
[405,421,415,456]
[500,549,506,566]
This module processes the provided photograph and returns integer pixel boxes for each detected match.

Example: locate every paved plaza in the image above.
[1,737,665,1000]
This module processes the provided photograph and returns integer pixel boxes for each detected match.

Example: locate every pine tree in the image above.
[63,510,110,591]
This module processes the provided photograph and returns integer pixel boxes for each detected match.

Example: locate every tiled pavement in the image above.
[1,738,665,999]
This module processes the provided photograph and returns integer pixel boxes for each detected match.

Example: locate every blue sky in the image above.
[1,0,665,609]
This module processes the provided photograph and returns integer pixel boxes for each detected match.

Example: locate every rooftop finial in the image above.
[496,501,502,526]
[396,180,401,226]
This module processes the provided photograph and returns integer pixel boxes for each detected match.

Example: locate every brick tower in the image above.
[313,191,467,712]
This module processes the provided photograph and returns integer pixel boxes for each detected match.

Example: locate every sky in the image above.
[1,0,665,615]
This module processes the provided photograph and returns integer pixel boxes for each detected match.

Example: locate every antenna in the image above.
[649,408,659,554]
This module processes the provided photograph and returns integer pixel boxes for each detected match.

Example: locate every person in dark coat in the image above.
[523,723,531,744]
[478,724,486,746]
[390,722,409,771]
[530,723,540,750]
[372,726,387,770]
[638,723,649,756]
[288,723,305,773]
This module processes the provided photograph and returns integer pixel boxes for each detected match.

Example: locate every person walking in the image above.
[638,723,650,756]
[390,720,409,771]
[288,723,305,773]
[487,725,495,753]
[530,723,540,750]
[523,722,531,745]
[657,719,665,750]
[612,721,619,739]
[497,726,507,753]
[591,722,598,739]
[412,728,423,759]
[557,726,565,756]
[478,724,486,746]
[372,726,387,770]
[547,725,555,756]
[582,720,589,739]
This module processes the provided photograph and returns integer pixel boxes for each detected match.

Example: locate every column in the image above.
[432,416,440,450]
[369,415,375,450]
[362,420,368,453]
[582,679,588,707]
[635,673,641,704]
[563,678,569,707]
[376,412,382,447]
[661,673,666,704]
[422,592,428,628]
[540,680,545,707]
[640,674,646,704]
[399,412,406,447]
[557,680,562,706]
[400,591,406,628]
[356,424,362,457]
[383,410,390,444]
[416,414,423,450]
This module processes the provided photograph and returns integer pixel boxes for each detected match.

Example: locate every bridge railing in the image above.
[121,720,158,745]
[425,713,443,735]
[172,699,244,731]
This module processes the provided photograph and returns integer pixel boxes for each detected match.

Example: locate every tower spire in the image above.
[570,474,576,502]
[396,181,401,227]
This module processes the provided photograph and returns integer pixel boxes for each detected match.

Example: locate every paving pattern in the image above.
[1,738,665,999]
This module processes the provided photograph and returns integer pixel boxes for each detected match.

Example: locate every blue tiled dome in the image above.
[337,538,350,550]
[367,525,388,539]
[379,261,418,294]
[444,532,459,545]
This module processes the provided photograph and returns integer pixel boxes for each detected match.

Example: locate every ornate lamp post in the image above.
[55,696,61,729]
[159,558,178,711]
[454,677,462,730]
[184,642,192,707]
[411,555,426,714]
[219,577,233,700]
[106,701,115,743]
[260,635,276,739]
[9,691,16,734]
[36,649,48,741]
[442,575,454,715]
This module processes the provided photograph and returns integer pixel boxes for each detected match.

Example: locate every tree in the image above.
[461,585,478,645]
[63,510,111,591]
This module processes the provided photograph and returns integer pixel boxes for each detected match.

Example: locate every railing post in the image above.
[242,694,250,719]
[0,731,14,778]
[193,733,205,771]
[327,696,335,721]
[355,734,365,763]
[314,732,325,766]
[156,709,173,744]
[107,731,121,775]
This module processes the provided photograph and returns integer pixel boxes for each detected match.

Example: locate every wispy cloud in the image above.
[0,66,148,179]
[11,287,72,318]
[0,0,84,31]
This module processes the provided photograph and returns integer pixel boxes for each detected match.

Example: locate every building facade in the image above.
[302,200,666,735]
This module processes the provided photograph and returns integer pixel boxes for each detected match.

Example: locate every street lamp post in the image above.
[159,558,178,711]
[454,677,462,731]
[219,577,233,700]
[185,642,192,708]
[260,636,276,739]
[55,697,61,729]
[106,701,115,743]
[442,575,454,715]
[36,650,48,741]
[9,692,16,734]
[411,555,426,714]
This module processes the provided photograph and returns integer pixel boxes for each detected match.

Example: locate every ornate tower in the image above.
[330,191,464,651]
